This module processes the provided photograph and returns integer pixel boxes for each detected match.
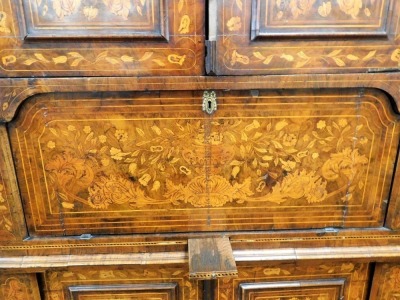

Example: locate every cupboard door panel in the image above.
[22,0,168,39]
[218,261,370,300]
[43,266,200,300]
[0,0,204,77]
[9,89,399,236]
[215,0,400,75]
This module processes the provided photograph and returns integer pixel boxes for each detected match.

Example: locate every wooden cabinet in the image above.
[1,1,400,299]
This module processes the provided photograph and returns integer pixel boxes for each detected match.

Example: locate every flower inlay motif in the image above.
[40,116,371,210]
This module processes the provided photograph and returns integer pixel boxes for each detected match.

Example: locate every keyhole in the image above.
[208,100,212,110]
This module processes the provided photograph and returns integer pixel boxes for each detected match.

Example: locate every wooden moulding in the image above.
[4,245,400,270]
[188,237,238,280]
[1,74,400,123]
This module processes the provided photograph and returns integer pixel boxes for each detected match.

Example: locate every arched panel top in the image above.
[8,88,399,236]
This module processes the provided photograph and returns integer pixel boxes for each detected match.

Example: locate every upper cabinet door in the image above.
[213,0,400,75]
[0,0,205,77]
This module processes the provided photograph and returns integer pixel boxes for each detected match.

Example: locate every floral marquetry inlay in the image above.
[37,117,369,209]
[222,262,367,300]
[9,90,399,235]
[254,0,388,35]
[0,275,40,300]
[274,0,376,20]
[0,0,204,76]
[218,0,399,74]
[371,264,400,300]
[0,11,11,34]
[29,0,151,22]
[23,0,164,38]
[45,267,198,300]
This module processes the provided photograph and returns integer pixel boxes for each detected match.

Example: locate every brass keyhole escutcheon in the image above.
[202,91,217,115]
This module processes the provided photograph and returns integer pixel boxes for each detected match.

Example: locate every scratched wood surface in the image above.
[8,89,399,236]
[0,0,205,77]
[214,0,400,74]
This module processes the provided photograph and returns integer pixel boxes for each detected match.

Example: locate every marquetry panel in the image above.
[8,89,399,236]
[252,0,389,38]
[218,261,369,300]
[43,266,200,300]
[0,127,14,240]
[0,273,41,300]
[0,125,26,240]
[69,283,178,300]
[239,279,345,300]
[370,263,400,299]
[23,0,167,39]
[215,0,400,74]
[0,0,204,76]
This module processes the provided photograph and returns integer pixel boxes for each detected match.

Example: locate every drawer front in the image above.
[69,284,178,300]
[0,273,41,300]
[43,266,201,300]
[215,0,400,75]
[239,280,345,300]
[9,89,399,236]
[370,263,400,300]
[218,261,369,300]
[0,0,204,77]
